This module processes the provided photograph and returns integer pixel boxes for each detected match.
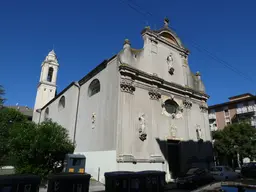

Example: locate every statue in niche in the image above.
[167,53,175,75]
[138,113,147,141]
[170,124,177,138]
[196,124,202,140]
[92,113,96,129]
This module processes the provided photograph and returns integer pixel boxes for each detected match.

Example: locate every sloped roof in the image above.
[5,105,33,117]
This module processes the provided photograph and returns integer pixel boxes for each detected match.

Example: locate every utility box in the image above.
[63,154,86,174]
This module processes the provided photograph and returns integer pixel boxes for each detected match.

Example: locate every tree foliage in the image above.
[0,106,75,180]
[9,120,75,179]
[0,108,27,165]
[213,122,256,163]
[0,85,5,106]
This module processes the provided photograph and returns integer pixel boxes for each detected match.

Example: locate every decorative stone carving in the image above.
[169,124,177,138]
[148,89,161,100]
[196,124,202,140]
[183,99,192,109]
[161,98,183,119]
[120,79,135,94]
[167,53,175,75]
[92,113,96,129]
[138,113,147,141]
[175,109,183,119]
[199,103,208,113]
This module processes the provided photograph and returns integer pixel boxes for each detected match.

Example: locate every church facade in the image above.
[33,19,213,183]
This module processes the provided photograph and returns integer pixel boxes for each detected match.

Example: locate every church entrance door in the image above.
[167,139,180,179]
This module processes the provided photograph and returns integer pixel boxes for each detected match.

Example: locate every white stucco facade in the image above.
[33,19,213,183]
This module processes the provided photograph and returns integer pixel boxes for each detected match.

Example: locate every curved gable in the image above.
[159,31,180,47]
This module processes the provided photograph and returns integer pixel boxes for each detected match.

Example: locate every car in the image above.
[241,162,256,178]
[210,166,240,181]
[176,168,214,189]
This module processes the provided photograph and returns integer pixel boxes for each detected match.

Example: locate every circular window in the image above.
[164,99,178,114]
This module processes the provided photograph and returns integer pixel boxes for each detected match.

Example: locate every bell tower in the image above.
[33,50,59,121]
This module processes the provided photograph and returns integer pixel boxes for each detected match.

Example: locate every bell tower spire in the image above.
[33,50,59,122]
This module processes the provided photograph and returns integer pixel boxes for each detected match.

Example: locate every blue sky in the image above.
[1,0,256,108]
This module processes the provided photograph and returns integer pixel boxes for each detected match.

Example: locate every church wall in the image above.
[117,80,212,179]
[137,37,185,86]
[74,58,119,152]
[75,150,117,184]
[39,85,79,140]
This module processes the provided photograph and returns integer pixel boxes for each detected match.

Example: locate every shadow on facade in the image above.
[156,138,214,179]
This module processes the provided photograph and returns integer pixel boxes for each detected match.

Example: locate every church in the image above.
[32,19,213,183]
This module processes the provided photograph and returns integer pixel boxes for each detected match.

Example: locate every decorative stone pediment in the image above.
[183,99,192,109]
[148,89,161,100]
[120,79,135,94]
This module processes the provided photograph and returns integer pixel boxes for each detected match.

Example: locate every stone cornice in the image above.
[199,103,208,113]
[119,64,209,101]
[41,60,59,67]
[117,154,165,163]
[38,81,57,88]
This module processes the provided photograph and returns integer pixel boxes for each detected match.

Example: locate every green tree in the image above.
[0,85,5,106]
[213,122,256,166]
[0,108,27,166]
[9,120,75,180]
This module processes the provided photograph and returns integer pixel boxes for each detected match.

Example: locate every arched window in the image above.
[45,108,49,120]
[47,67,54,82]
[58,96,65,111]
[164,99,179,114]
[88,79,100,97]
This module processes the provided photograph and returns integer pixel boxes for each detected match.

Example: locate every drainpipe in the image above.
[36,109,42,124]
[73,82,81,144]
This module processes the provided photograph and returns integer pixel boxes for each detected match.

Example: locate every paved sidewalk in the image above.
[89,180,105,192]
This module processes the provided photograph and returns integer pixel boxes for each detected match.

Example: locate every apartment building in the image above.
[208,93,256,131]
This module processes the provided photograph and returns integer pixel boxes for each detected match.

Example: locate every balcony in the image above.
[209,113,216,120]
[237,106,256,114]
